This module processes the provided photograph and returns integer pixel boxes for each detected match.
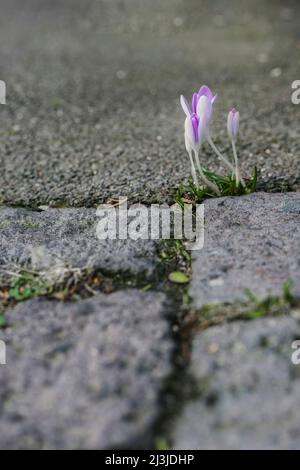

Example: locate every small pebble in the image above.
[173,17,183,27]
[208,343,220,354]
[257,52,269,64]
[209,278,224,287]
[116,70,127,80]
[270,67,282,78]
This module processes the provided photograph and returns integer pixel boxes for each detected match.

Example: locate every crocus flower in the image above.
[180,89,220,194]
[227,108,244,187]
[180,85,247,195]
[180,92,211,148]
[192,85,217,122]
[181,96,207,150]
[181,85,216,122]
[183,87,235,176]
[227,108,239,140]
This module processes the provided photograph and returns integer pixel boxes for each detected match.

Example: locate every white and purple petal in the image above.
[184,116,195,151]
[198,85,214,102]
[197,95,212,123]
[191,114,199,143]
[233,111,240,137]
[227,108,239,139]
[192,93,199,114]
[198,115,207,145]
[180,95,192,116]
[211,93,218,104]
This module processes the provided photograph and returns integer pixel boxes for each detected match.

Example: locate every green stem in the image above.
[231,139,246,188]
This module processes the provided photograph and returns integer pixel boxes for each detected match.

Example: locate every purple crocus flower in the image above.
[227,108,244,187]
[192,85,217,114]
[180,88,221,194]
[179,86,245,192]
[180,85,217,144]
[181,95,200,147]
[227,108,239,140]
[180,92,210,148]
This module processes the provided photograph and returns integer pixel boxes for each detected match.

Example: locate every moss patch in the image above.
[192,282,300,332]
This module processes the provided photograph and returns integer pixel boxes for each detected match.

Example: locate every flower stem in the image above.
[207,132,235,173]
[195,151,221,196]
[231,139,245,187]
[194,150,201,173]
[188,151,199,188]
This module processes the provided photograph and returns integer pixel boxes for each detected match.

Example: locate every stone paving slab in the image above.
[191,192,300,308]
[0,207,159,276]
[0,290,172,449]
[0,0,300,206]
[171,314,300,450]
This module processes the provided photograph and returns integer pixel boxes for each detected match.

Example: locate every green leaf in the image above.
[168,271,190,284]
[8,272,49,301]
[0,315,7,328]
[176,165,259,204]
[244,288,258,303]
[142,284,152,292]
[282,279,295,303]
[154,437,170,451]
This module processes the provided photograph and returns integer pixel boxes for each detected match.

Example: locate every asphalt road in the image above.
[0,0,300,207]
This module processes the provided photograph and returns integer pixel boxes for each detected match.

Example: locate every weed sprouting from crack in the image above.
[242,280,298,320]
[176,166,257,206]
[0,237,194,326]
[159,239,193,303]
[160,239,191,265]
[191,280,300,332]
[0,263,156,324]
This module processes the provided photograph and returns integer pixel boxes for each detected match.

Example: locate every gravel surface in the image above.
[0,0,300,207]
